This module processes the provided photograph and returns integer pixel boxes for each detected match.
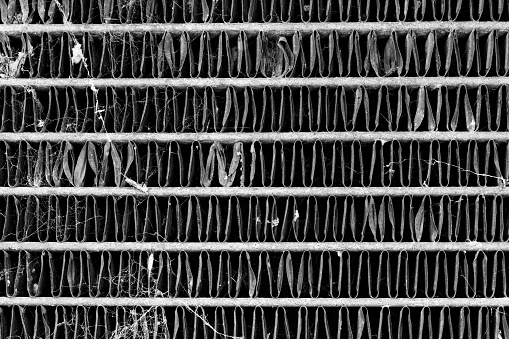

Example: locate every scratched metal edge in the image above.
[0,242,507,252]
[0,297,508,307]
[0,22,507,35]
[2,132,509,143]
[1,77,508,88]
[0,187,507,196]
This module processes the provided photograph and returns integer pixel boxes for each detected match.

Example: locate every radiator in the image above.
[0,1,508,338]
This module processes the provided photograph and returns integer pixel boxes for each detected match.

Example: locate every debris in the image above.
[0,52,26,78]
[467,117,476,132]
[147,253,154,273]
[10,13,24,24]
[125,178,149,193]
[71,43,84,64]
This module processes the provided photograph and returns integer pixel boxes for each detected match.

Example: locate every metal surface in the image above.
[1,77,508,88]
[1,297,508,307]
[1,242,507,252]
[0,22,507,35]
[0,186,507,197]
[4,132,509,143]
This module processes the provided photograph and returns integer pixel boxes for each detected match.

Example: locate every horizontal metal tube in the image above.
[0,297,508,307]
[2,77,509,88]
[0,187,507,197]
[0,22,507,36]
[0,242,507,252]
[3,132,509,143]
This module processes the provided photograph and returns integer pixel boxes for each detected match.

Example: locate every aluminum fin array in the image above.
[1,1,509,338]
[4,0,509,23]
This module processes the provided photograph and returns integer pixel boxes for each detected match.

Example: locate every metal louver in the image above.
[1,1,509,338]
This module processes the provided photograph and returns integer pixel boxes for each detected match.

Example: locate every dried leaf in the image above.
[145,0,156,22]
[444,32,454,74]
[354,87,363,116]
[285,253,294,295]
[87,142,98,185]
[383,36,397,75]
[246,253,256,298]
[218,142,242,187]
[368,32,380,76]
[502,311,509,338]
[429,206,438,242]
[201,143,215,187]
[485,31,494,74]
[0,0,7,23]
[179,33,188,75]
[19,0,28,23]
[32,144,44,187]
[6,0,15,22]
[98,141,111,187]
[110,142,122,187]
[230,142,242,173]
[277,37,294,77]
[367,197,378,237]
[277,254,284,294]
[413,86,426,131]
[414,198,426,242]
[378,198,386,241]
[73,144,87,187]
[424,31,435,75]
[465,93,476,131]
[216,143,228,187]
[387,197,395,230]
[62,142,74,185]
[256,33,263,74]
[103,0,113,22]
[123,141,136,184]
[465,31,476,74]
[356,308,366,339]
[249,142,257,184]
[52,144,64,187]
[425,88,436,131]
[404,31,420,75]
[297,257,304,297]
[163,33,176,74]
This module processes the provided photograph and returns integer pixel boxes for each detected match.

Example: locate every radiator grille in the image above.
[1,1,509,338]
